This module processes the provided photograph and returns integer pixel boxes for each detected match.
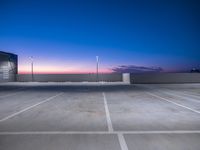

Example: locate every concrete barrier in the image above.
[16,73,200,83]
[130,73,200,84]
[17,74,122,82]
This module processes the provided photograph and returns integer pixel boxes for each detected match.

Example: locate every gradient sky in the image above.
[0,0,200,73]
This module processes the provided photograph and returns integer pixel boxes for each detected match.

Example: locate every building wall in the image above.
[17,74,122,82]
[0,51,18,82]
[130,73,200,84]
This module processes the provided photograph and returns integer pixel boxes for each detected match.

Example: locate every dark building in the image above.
[0,51,18,82]
[190,68,200,73]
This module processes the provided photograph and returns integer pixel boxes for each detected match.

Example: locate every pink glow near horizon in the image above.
[18,65,112,74]
[18,71,112,74]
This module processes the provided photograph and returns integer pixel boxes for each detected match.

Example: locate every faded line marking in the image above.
[102,92,113,132]
[0,130,200,135]
[0,88,26,98]
[147,92,200,114]
[163,90,200,103]
[0,92,63,122]
[165,89,200,102]
[182,91,200,98]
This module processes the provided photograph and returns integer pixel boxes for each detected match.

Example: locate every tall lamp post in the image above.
[29,56,34,82]
[96,56,99,82]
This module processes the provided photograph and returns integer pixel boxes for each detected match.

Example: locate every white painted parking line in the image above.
[152,86,200,103]
[0,92,63,122]
[162,90,200,103]
[118,133,129,150]
[181,92,200,99]
[147,92,200,114]
[172,90,200,101]
[182,91,200,97]
[0,130,200,135]
[0,88,25,98]
[140,85,200,103]
[102,92,114,132]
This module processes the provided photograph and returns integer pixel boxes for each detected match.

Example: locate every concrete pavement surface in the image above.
[0,82,199,150]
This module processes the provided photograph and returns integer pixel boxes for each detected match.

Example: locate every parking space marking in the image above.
[0,130,200,135]
[118,133,129,150]
[182,90,200,97]
[147,92,200,114]
[162,90,200,103]
[181,92,200,99]
[140,85,200,103]
[102,92,114,132]
[151,86,200,103]
[0,92,63,122]
[169,90,200,101]
[0,88,26,98]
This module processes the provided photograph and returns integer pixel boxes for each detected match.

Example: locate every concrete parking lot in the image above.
[0,82,200,150]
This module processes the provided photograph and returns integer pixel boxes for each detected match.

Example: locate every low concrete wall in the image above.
[16,73,200,83]
[130,73,200,84]
[17,74,122,82]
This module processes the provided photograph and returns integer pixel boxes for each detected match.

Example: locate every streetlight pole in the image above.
[96,56,99,82]
[29,56,34,82]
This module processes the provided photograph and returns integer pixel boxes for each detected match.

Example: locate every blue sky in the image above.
[0,0,199,73]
